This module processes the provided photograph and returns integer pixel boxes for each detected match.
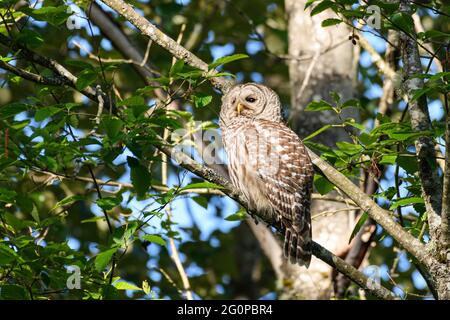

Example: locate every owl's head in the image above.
[220,83,283,125]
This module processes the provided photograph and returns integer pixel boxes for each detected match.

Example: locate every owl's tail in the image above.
[283,227,312,267]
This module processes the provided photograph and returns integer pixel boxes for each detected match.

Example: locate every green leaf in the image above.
[304,124,333,141]
[397,155,418,174]
[225,208,247,221]
[0,188,16,202]
[127,157,151,198]
[117,96,145,107]
[342,99,361,109]
[170,59,185,76]
[314,174,335,195]
[10,119,30,130]
[95,247,118,272]
[0,285,28,299]
[35,106,60,121]
[16,195,33,214]
[0,56,14,63]
[101,116,123,140]
[140,234,166,246]
[0,103,29,118]
[207,72,235,78]
[345,120,365,131]
[142,280,151,295]
[96,197,121,211]
[359,132,377,146]
[390,197,424,210]
[176,69,204,80]
[192,93,213,108]
[349,212,368,244]
[30,206,40,224]
[321,18,342,27]
[17,29,44,48]
[3,212,34,231]
[192,196,208,209]
[379,154,397,165]
[75,69,97,90]
[420,30,450,41]
[305,0,319,9]
[52,195,85,211]
[336,141,363,155]
[65,60,94,70]
[311,1,336,16]
[81,216,106,224]
[389,12,414,34]
[180,182,224,191]
[136,85,161,96]
[411,87,432,101]
[20,6,71,26]
[114,281,142,291]
[101,284,119,299]
[388,131,428,141]
[0,243,19,266]
[209,54,249,69]
[375,1,399,13]
[305,100,334,111]
[330,91,341,104]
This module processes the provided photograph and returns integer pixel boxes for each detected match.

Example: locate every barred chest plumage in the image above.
[222,118,278,217]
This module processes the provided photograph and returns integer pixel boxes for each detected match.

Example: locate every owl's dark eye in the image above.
[245,97,256,103]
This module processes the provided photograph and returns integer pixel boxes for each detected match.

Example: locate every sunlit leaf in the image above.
[140,234,166,246]
[95,247,118,272]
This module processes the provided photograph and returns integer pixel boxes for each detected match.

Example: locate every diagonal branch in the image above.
[156,140,396,299]
[99,0,234,93]
[309,152,431,266]
[0,60,66,86]
[0,33,104,105]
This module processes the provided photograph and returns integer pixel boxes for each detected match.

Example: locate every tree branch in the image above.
[309,151,431,266]
[158,140,396,299]
[0,60,65,86]
[399,0,443,249]
[98,0,234,93]
[0,33,104,105]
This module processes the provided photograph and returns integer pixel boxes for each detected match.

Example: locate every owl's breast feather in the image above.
[222,123,276,215]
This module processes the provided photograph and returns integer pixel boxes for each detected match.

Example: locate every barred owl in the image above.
[220,83,313,267]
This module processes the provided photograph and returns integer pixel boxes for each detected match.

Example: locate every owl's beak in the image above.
[236,103,246,115]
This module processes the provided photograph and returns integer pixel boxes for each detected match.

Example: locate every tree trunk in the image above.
[282,0,359,299]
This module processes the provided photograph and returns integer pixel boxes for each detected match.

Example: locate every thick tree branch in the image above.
[157,141,396,299]
[399,0,443,248]
[309,152,430,266]
[0,60,65,86]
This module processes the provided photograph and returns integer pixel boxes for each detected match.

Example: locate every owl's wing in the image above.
[249,120,314,266]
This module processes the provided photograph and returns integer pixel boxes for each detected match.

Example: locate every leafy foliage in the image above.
[0,0,448,300]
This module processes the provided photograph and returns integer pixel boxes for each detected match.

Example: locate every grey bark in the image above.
[284,0,360,299]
